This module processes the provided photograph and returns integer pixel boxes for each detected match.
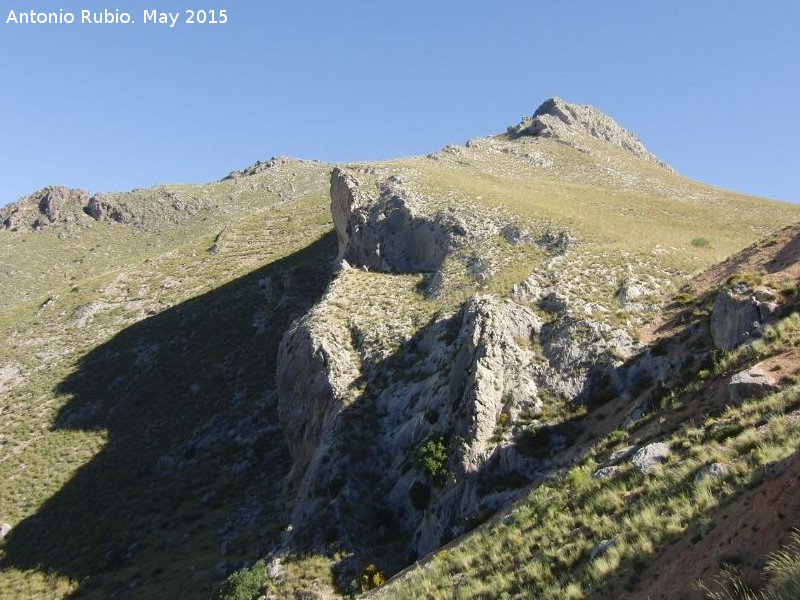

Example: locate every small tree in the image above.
[414,435,449,484]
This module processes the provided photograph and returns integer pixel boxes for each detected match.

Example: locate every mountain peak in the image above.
[508,97,672,170]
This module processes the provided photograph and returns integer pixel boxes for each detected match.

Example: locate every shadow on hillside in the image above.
[0,231,337,599]
[769,228,800,273]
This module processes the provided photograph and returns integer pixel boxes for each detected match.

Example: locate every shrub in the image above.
[674,292,694,306]
[414,435,449,483]
[691,237,711,248]
[215,563,265,600]
[360,564,386,591]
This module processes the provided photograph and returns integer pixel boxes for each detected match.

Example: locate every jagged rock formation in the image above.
[1,184,201,230]
[1,186,89,231]
[86,193,134,223]
[711,284,781,350]
[277,292,547,564]
[330,168,451,273]
[508,98,673,171]
[328,166,539,301]
[536,315,637,401]
[275,168,641,580]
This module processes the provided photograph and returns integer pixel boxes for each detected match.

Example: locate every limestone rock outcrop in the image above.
[276,292,546,564]
[711,284,781,350]
[87,193,134,223]
[274,166,647,580]
[729,363,780,403]
[508,98,673,170]
[276,297,361,493]
[536,314,637,401]
[330,168,450,273]
[222,156,306,181]
[1,186,90,231]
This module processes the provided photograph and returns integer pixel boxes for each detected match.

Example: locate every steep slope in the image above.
[1,98,800,599]
[0,160,335,598]
[371,225,800,600]
[219,102,800,597]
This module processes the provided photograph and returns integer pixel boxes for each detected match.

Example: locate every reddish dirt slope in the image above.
[596,450,800,600]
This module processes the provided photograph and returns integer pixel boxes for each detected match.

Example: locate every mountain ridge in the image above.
[2,98,800,599]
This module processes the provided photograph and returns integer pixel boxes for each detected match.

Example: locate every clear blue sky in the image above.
[1,1,798,206]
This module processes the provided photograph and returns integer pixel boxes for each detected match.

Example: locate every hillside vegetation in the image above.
[1,99,800,599]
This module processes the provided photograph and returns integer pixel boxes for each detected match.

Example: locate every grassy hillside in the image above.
[2,122,800,599]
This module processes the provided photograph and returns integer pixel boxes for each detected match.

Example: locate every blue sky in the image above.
[1,1,798,206]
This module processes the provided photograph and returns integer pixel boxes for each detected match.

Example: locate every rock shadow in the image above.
[0,231,337,599]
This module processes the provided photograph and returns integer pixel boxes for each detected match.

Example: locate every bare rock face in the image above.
[87,193,133,223]
[508,98,672,170]
[1,186,90,231]
[536,314,637,401]
[631,442,671,473]
[729,363,780,403]
[276,299,361,493]
[711,284,780,350]
[276,293,545,564]
[330,168,450,273]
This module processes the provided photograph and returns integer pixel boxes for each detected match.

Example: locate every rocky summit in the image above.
[2,99,800,600]
[507,97,672,170]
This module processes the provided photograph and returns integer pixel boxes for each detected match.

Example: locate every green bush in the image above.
[414,435,449,482]
[215,563,265,600]
[673,292,694,306]
[691,237,711,248]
